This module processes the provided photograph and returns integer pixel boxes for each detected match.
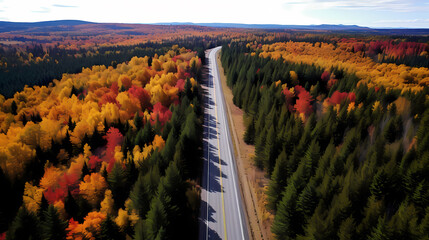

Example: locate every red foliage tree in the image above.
[150,102,172,126]
[327,91,356,106]
[175,79,186,92]
[104,127,123,173]
[294,88,313,116]
[321,71,330,82]
[282,87,295,112]
[128,85,152,110]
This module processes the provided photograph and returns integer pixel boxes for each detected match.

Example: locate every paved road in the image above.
[199,47,249,240]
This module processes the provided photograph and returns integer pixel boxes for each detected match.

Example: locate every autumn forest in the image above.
[0,20,428,240]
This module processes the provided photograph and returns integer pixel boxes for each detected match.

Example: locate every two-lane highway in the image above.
[199,47,249,240]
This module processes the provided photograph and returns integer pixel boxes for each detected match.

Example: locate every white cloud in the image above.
[376,18,429,23]
[283,0,426,12]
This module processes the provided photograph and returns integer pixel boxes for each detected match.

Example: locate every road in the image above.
[199,46,249,240]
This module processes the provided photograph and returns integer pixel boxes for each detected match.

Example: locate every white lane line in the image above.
[205,50,210,240]
[213,47,246,240]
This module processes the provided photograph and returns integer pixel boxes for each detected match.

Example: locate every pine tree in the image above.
[297,179,318,218]
[134,219,145,240]
[99,216,124,240]
[39,205,67,240]
[370,170,388,200]
[243,116,256,145]
[38,194,49,220]
[64,190,79,220]
[264,125,278,175]
[337,216,356,240]
[11,100,17,115]
[369,216,390,240]
[143,198,168,240]
[81,162,90,181]
[271,184,300,240]
[254,126,267,169]
[267,149,288,211]
[108,162,128,209]
[6,207,40,240]
[130,167,160,217]
[184,78,193,100]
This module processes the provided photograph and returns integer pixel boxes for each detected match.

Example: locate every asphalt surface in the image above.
[198,47,249,240]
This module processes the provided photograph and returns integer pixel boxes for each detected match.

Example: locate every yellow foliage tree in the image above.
[23,182,44,214]
[100,189,115,216]
[79,173,107,207]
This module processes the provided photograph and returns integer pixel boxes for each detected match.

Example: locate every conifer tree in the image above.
[143,198,168,240]
[271,184,300,239]
[264,125,278,174]
[6,207,40,240]
[39,205,67,240]
[337,216,356,240]
[100,216,124,240]
[267,149,288,211]
[108,162,128,209]
[243,116,255,145]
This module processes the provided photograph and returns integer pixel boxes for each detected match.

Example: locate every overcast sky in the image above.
[0,0,428,28]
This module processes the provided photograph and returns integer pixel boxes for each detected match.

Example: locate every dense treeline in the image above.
[0,38,214,98]
[221,42,429,239]
[253,41,428,93]
[0,32,295,98]
[0,46,203,239]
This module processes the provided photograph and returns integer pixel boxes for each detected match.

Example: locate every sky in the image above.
[0,0,428,28]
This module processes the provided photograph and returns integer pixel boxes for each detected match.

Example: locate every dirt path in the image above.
[216,52,273,240]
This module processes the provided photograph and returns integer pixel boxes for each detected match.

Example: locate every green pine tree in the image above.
[6,207,40,240]
[143,198,168,240]
[108,162,128,209]
[99,216,124,240]
[271,184,300,240]
[39,205,67,240]
[267,149,288,211]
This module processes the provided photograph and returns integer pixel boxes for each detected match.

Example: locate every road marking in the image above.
[206,50,210,240]
[214,49,246,240]
[212,49,228,240]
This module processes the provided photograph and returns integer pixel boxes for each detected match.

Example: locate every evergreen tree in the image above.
[243,116,256,144]
[267,149,288,211]
[108,162,128,209]
[297,179,318,218]
[264,125,278,175]
[271,184,300,239]
[130,167,160,217]
[369,216,390,240]
[81,162,90,180]
[6,207,40,240]
[162,128,177,161]
[337,216,356,240]
[143,198,168,240]
[39,205,67,240]
[99,217,125,240]
[11,100,17,115]
[64,190,79,220]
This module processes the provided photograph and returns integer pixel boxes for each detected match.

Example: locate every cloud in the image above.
[32,7,50,13]
[52,4,77,8]
[284,0,427,12]
[376,18,429,23]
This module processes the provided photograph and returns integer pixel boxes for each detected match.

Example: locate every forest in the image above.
[221,40,428,239]
[0,21,428,239]
[0,45,204,239]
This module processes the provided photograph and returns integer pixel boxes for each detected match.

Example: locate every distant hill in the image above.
[0,20,93,33]
[0,20,428,35]
[156,22,373,31]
